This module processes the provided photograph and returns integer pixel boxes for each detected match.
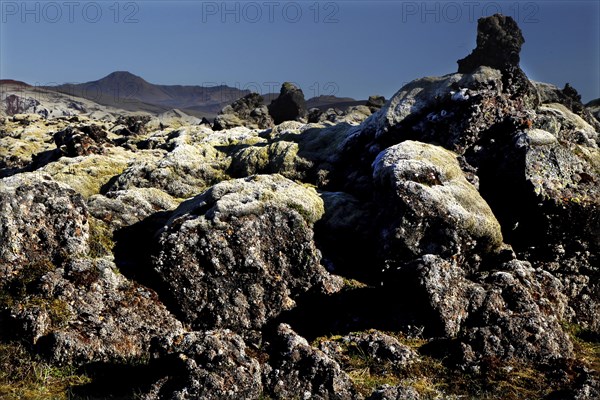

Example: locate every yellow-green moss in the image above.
[87,217,114,258]
[312,331,560,399]
[0,342,90,400]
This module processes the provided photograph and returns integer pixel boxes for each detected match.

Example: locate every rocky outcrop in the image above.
[457,14,524,73]
[54,124,108,157]
[0,173,89,278]
[213,92,273,130]
[268,82,308,124]
[264,324,360,400]
[153,175,342,334]
[366,95,386,113]
[144,330,262,400]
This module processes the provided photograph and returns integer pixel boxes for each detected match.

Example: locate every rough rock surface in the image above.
[321,331,416,370]
[268,82,308,125]
[54,124,108,157]
[88,187,179,231]
[213,92,273,130]
[153,175,342,333]
[143,330,262,400]
[265,324,360,400]
[367,385,421,400]
[457,14,524,73]
[372,141,503,267]
[16,258,184,366]
[0,173,89,278]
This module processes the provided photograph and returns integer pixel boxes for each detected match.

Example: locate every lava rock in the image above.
[458,260,574,366]
[367,385,421,400]
[143,330,262,400]
[457,14,524,73]
[366,95,386,113]
[54,124,108,157]
[88,188,179,231]
[21,258,184,366]
[213,92,273,131]
[372,141,503,268]
[153,175,342,334]
[264,323,360,400]
[114,115,152,136]
[321,331,417,370]
[268,82,308,125]
[0,173,89,279]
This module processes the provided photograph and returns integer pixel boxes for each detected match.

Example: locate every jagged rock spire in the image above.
[458,14,524,73]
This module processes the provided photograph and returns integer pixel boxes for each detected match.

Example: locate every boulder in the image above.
[268,82,308,125]
[0,173,89,279]
[213,92,273,130]
[458,260,574,366]
[153,175,342,333]
[366,95,386,113]
[107,139,229,199]
[320,331,416,370]
[88,188,179,231]
[264,323,360,400]
[53,124,108,157]
[14,257,184,366]
[113,115,152,136]
[143,330,262,400]
[372,141,503,267]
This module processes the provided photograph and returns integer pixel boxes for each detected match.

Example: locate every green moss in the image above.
[87,217,114,258]
[0,260,55,309]
[0,341,91,400]
[312,332,561,399]
[563,322,600,372]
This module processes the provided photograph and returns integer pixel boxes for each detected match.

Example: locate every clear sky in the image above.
[1,0,599,102]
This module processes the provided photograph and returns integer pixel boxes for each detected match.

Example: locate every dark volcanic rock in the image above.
[0,173,89,279]
[114,115,152,136]
[457,14,524,73]
[213,92,273,130]
[372,141,503,268]
[367,385,421,400]
[264,323,360,400]
[268,82,308,125]
[54,124,108,157]
[366,95,386,113]
[144,330,262,400]
[153,175,342,334]
[320,331,416,370]
[458,260,573,366]
[20,258,184,366]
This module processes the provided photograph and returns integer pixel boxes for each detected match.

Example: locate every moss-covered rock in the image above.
[372,140,503,265]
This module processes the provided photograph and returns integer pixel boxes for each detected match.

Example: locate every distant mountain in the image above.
[45,72,251,118]
[0,79,143,119]
[41,72,363,118]
[306,95,366,111]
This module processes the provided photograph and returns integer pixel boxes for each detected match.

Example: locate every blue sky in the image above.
[1,0,599,101]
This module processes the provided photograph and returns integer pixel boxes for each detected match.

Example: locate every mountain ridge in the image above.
[41,72,361,118]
